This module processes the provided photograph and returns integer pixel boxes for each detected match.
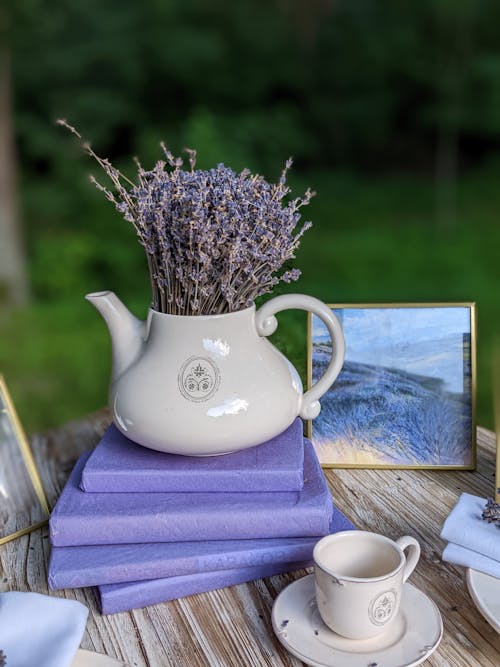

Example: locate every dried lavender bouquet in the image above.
[58,121,314,315]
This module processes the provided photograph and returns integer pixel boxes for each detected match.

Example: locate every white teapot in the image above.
[87,291,345,456]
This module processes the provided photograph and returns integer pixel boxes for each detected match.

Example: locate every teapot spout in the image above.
[86,291,146,383]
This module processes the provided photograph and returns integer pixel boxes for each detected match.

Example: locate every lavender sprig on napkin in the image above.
[482,497,500,526]
[441,493,500,578]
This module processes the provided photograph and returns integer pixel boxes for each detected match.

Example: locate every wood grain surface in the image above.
[1,410,499,666]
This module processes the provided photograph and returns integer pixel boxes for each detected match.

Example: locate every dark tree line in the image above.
[3,0,500,302]
[10,0,500,173]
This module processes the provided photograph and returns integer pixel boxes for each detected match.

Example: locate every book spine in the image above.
[50,501,333,547]
[99,561,312,614]
[80,469,304,493]
[48,541,318,589]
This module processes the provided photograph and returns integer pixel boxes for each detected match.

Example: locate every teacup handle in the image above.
[255,294,345,420]
[396,536,421,582]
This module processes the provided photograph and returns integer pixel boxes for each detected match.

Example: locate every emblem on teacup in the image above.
[369,589,397,625]
[178,356,220,402]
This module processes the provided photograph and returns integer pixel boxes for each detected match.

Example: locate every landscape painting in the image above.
[309,305,475,468]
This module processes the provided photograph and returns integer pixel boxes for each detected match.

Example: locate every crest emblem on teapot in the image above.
[178,357,221,402]
[87,291,345,456]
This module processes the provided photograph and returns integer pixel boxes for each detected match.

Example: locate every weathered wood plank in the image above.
[1,415,499,666]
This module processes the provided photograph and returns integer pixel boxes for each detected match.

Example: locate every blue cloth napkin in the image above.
[440,492,500,576]
[442,542,500,578]
[0,591,88,667]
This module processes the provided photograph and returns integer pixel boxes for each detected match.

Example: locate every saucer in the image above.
[466,568,500,633]
[272,574,443,667]
[72,650,129,666]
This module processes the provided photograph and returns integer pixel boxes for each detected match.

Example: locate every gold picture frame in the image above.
[0,375,50,545]
[307,303,477,470]
[496,420,499,504]
[494,350,500,503]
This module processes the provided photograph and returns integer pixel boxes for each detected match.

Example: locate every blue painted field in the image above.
[312,341,472,466]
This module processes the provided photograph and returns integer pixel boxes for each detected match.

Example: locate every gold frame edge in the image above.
[0,375,50,544]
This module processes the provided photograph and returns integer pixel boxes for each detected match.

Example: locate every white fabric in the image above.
[440,492,500,578]
[442,542,500,578]
[0,591,88,667]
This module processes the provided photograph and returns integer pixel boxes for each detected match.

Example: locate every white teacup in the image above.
[313,530,420,639]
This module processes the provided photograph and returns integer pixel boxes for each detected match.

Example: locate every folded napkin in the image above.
[442,542,500,578]
[440,492,500,562]
[0,591,88,667]
[440,492,500,577]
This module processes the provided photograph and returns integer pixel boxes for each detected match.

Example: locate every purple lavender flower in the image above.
[57,120,314,315]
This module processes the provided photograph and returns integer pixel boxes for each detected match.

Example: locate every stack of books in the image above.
[48,419,354,614]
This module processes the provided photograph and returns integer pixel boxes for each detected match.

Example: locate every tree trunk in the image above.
[435,120,459,231]
[0,46,29,306]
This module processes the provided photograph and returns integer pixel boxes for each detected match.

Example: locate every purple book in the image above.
[48,512,354,589]
[99,561,312,614]
[50,440,332,547]
[81,420,304,493]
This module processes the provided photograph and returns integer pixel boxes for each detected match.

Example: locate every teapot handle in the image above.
[255,294,345,420]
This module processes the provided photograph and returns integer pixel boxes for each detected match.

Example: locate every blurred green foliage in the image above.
[2,0,500,432]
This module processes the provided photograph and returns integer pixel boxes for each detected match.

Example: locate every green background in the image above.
[1,0,499,433]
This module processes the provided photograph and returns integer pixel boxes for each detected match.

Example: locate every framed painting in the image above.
[0,375,50,545]
[307,303,476,469]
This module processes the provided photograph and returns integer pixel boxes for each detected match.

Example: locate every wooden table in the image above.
[1,410,499,666]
